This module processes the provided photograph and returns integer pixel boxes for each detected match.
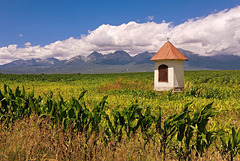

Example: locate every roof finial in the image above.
[167,37,170,41]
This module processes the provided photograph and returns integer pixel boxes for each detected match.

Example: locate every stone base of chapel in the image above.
[154,86,184,92]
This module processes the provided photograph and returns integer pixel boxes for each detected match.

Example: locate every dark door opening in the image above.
[158,64,168,82]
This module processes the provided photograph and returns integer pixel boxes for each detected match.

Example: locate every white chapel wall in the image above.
[154,60,184,91]
[173,60,184,87]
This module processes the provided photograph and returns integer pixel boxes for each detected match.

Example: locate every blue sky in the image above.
[1,0,239,47]
[0,0,240,64]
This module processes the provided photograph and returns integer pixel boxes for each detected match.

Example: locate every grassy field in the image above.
[0,71,240,160]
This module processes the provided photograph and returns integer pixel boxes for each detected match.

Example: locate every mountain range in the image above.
[1,49,240,74]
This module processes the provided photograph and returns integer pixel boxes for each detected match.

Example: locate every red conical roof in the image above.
[151,41,188,61]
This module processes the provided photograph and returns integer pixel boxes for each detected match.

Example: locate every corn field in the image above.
[0,71,240,160]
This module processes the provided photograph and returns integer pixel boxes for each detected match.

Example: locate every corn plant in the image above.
[174,102,218,160]
[0,85,41,127]
[106,105,125,142]
[137,106,156,145]
[217,127,240,161]
[155,102,191,160]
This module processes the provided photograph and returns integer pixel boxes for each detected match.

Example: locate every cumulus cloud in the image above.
[146,16,155,21]
[18,34,23,37]
[169,7,240,55]
[24,42,31,47]
[0,5,240,64]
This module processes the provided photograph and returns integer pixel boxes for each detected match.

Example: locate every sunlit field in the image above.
[0,71,240,160]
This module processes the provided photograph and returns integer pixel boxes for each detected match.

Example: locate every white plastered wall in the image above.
[154,60,184,91]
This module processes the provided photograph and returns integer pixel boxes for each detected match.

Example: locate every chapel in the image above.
[150,40,188,92]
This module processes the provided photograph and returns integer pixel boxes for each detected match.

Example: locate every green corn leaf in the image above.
[98,95,108,110]
[155,107,162,134]
[15,86,21,97]
[78,90,87,101]
[29,89,34,98]
[3,84,7,94]
[22,85,26,99]
[177,123,186,141]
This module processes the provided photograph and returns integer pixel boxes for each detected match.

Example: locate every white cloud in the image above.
[0,6,240,64]
[169,7,240,55]
[18,34,23,37]
[24,42,31,47]
[146,16,154,21]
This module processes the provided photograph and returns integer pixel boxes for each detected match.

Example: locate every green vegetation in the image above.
[0,71,240,160]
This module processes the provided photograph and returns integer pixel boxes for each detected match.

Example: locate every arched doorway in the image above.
[158,64,168,82]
